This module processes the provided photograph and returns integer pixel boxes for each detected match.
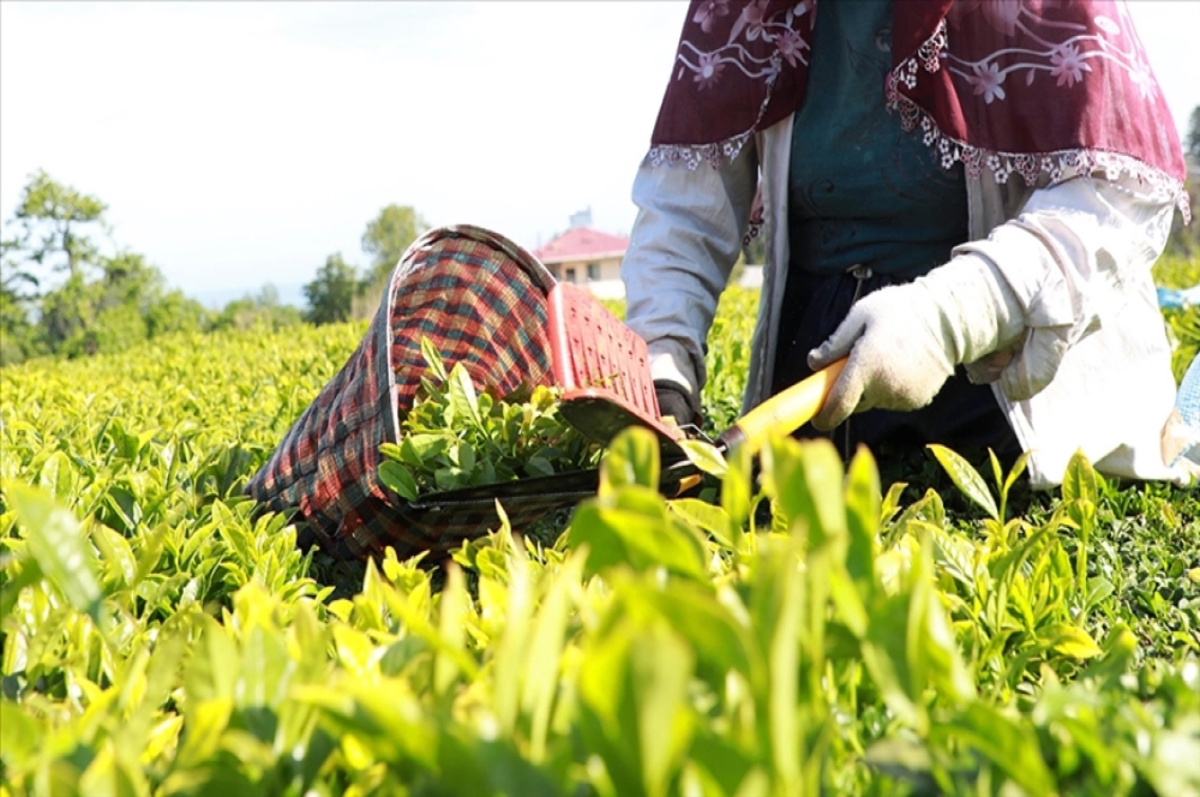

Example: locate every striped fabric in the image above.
[245,225,563,561]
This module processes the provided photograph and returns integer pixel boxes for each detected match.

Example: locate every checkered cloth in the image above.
[245,225,564,561]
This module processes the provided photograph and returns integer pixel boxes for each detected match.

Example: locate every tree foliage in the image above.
[298,204,430,325]
[8,168,107,280]
[303,253,359,325]
[361,204,428,284]
[0,171,209,365]
[209,285,303,333]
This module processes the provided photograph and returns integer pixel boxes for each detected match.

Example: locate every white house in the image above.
[532,223,630,300]
[531,211,764,298]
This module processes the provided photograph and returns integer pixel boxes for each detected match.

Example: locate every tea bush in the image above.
[1,286,1198,796]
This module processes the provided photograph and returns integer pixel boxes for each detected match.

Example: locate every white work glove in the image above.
[807,255,1026,431]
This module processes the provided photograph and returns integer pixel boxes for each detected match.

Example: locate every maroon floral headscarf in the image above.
[648,0,1188,219]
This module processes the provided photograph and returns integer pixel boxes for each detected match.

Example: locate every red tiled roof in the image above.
[531,226,629,265]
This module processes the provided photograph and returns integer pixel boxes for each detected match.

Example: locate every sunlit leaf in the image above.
[570,498,708,581]
[937,703,1055,796]
[926,444,998,520]
[0,554,43,622]
[721,440,753,533]
[434,563,469,698]
[378,460,419,501]
[601,427,661,492]
[1003,450,1031,497]
[668,498,733,547]
[420,335,447,381]
[1046,624,1104,659]
[447,362,482,428]
[1061,449,1098,506]
[7,483,104,622]
[761,436,845,546]
[844,446,880,595]
[680,439,727,478]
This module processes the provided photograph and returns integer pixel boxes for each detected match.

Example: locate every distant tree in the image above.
[0,281,41,365]
[361,204,428,285]
[210,285,302,333]
[8,169,107,281]
[0,171,213,363]
[1,235,42,364]
[1,171,115,358]
[304,253,359,325]
[1,236,39,298]
[38,250,166,357]
[145,289,207,338]
[38,272,98,355]
[351,277,387,322]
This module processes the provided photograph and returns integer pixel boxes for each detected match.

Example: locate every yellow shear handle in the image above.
[717,357,848,454]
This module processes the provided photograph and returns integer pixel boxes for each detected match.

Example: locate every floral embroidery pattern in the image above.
[648,0,1186,220]
[694,52,726,90]
[675,0,812,87]
[960,0,1023,37]
[649,1,814,170]
[943,1,1153,103]
[969,62,1007,104]
[1049,44,1090,88]
[692,0,731,34]
[882,4,1189,221]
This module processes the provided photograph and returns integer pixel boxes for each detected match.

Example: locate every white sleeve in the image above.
[620,145,759,399]
[953,174,1174,401]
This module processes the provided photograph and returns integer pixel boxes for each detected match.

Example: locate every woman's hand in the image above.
[807,255,1026,430]
[807,281,957,429]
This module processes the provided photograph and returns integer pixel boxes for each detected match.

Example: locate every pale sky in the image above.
[2,2,1198,301]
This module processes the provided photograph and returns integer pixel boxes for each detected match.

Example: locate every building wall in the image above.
[545,255,622,290]
[546,259,763,298]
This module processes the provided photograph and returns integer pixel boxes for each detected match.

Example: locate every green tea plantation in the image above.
[1,280,1198,796]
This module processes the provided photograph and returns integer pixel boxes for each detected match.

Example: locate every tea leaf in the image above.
[1003,450,1031,497]
[1062,449,1098,506]
[1047,624,1104,659]
[578,619,695,797]
[434,564,469,697]
[601,427,661,492]
[7,483,104,622]
[0,700,43,768]
[668,498,733,547]
[938,703,1055,796]
[879,481,908,526]
[762,436,846,545]
[570,499,707,581]
[721,440,754,533]
[0,555,44,622]
[680,438,727,478]
[420,335,447,381]
[926,444,998,520]
[844,446,880,596]
[447,362,482,428]
[378,460,419,502]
